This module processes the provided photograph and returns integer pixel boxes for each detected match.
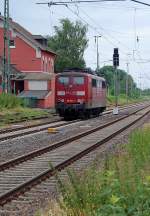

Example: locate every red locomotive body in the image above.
[55,69,107,119]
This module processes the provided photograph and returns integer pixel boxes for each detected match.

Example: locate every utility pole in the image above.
[94,35,101,72]
[3,0,11,93]
[139,74,142,97]
[126,54,131,104]
[126,62,129,104]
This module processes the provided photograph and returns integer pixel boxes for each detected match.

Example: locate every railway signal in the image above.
[113,48,119,115]
[113,48,119,67]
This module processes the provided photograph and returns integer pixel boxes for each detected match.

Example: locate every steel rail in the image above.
[0,104,149,206]
[0,120,80,142]
[0,101,143,135]
[0,104,148,172]
[0,118,61,135]
[0,102,144,142]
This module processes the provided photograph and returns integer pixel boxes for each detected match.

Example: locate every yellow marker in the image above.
[48,128,58,133]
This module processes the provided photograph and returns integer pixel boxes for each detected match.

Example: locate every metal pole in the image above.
[7,0,11,93]
[3,0,11,93]
[3,2,7,93]
[114,65,118,107]
[139,76,142,97]
[94,35,101,72]
[97,36,99,71]
[126,62,129,104]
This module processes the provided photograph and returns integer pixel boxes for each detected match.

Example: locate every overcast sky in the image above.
[1,0,150,88]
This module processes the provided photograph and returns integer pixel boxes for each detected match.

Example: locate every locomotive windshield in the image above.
[73,77,84,85]
[58,77,69,85]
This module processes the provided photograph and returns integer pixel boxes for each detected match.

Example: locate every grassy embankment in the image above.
[39,124,150,216]
[0,94,50,127]
[107,94,150,107]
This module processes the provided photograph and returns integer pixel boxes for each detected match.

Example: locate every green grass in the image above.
[48,125,150,216]
[0,107,50,127]
[0,93,24,109]
[0,94,51,127]
[107,94,149,106]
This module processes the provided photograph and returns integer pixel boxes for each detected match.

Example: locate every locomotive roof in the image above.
[56,72,106,81]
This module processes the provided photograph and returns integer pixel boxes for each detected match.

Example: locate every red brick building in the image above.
[0,16,56,108]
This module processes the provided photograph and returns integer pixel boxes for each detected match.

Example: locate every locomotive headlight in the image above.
[57,91,65,96]
[76,91,85,96]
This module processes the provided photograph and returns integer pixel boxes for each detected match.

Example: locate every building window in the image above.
[9,40,15,48]
[45,62,47,72]
[45,57,47,72]
[49,58,51,72]
[97,80,102,88]
[43,60,45,71]
[42,56,45,71]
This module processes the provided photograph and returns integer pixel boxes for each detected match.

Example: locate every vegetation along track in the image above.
[0,102,145,142]
[0,103,150,207]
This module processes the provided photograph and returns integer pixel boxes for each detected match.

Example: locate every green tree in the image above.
[98,65,138,97]
[48,19,88,72]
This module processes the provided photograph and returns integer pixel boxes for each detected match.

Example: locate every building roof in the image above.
[33,35,46,40]
[11,72,54,81]
[24,72,53,80]
[18,90,50,99]
[0,16,56,56]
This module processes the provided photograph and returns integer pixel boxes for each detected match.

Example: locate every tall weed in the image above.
[0,93,24,109]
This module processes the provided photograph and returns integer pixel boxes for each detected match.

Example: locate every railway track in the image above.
[0,119,80,142]
[0,103,150,209]
[0,102,145,142]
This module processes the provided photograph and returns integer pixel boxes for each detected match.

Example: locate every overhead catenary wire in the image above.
[77,6,132,52]
[65,4,132,57]
[37,0,126,6]
[37,0,150,88]
[131,0,150,7]
[37,0,150,7]
[46,2,116,67]
[36,0,136,59]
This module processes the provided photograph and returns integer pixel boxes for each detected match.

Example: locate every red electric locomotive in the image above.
[55,68,107,119]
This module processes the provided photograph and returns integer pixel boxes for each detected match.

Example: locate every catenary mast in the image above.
[3,0,11,93]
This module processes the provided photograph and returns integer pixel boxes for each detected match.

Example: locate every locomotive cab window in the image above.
[92,79,97,87]
[102,81,106,88]
[58,77,69,85]
[97,80,102,88]
[73,77,84,85]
